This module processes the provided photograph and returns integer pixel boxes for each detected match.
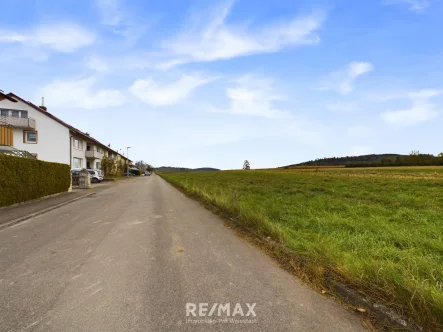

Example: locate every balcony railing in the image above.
[85,150,104,159]
[0,116,36,129]
[0,147,37,159]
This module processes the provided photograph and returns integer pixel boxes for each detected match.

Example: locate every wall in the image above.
[0,99,70,165]
[71,135,86,169]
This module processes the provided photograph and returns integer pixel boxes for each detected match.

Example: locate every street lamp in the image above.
[126,146,131,177]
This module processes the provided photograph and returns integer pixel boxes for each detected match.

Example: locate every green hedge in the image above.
[0,154,71,207]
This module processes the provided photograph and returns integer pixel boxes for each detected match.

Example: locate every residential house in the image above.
[0,92,130,173]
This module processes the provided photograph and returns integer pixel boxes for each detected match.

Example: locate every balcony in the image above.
[85,150,104,159]
[0,116,35,129]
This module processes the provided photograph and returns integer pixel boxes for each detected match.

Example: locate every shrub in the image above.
[100,157,125,177]
[0,154,71,207]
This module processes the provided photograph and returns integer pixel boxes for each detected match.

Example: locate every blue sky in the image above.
[1,0,442,169]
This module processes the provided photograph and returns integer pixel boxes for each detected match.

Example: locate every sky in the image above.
[1,0,442,169]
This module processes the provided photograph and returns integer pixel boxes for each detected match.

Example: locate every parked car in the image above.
[145,171,151,176]
[87,169,104,183]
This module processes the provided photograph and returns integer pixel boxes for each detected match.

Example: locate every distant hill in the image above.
[155,166,220,173]
[284,154,405,167]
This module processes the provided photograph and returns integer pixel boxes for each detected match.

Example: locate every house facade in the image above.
[0,94,70,164]
[0,92,130,173]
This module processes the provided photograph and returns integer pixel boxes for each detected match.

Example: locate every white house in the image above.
[0,92,130,171]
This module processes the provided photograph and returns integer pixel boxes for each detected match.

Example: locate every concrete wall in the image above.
[0,99,70,165]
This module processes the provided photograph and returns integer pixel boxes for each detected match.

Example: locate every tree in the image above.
[134,160,155,173]
[439,152,443,158]
[243,160,250,170]
[135,160,145,170]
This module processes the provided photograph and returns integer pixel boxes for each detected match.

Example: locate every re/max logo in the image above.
[186,303,257,317]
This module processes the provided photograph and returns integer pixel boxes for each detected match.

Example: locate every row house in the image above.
[0,92,130,172]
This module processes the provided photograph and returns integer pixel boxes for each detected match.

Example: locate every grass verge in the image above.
[160,169,443,331]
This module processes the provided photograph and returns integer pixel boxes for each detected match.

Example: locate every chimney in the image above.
[40,97,47,111]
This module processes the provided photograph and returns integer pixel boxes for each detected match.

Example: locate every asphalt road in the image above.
[0,175,366,332]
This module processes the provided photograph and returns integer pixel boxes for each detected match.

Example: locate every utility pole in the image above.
[126,146,131,177]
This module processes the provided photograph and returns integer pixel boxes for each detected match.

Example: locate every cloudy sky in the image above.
[1,0,442,169]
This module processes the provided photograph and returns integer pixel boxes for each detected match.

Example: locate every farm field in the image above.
[161,168,443,330]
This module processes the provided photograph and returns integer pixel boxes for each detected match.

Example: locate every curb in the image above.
[0,192,95,231]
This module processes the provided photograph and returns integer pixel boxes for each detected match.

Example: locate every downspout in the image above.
[69,134,73,169]
[69,134,73,192]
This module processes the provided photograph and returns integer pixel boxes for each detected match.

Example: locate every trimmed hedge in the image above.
[0,154,71,207]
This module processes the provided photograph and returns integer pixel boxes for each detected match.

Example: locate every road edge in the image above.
[0,193,95,231]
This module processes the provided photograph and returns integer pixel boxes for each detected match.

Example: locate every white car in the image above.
[87,169,104,183]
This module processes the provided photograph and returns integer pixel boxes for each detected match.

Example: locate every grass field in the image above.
[161,168,443,330]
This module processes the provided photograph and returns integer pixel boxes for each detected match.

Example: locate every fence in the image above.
[72,174,80,187]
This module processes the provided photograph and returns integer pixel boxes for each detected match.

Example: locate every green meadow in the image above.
[161,168,443,330]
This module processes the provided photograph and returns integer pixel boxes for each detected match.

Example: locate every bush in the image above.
[0,154,71,207]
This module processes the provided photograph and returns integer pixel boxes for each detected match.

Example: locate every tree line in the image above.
[346,152,443,168]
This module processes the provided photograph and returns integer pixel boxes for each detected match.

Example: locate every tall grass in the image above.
[162,169,443,331]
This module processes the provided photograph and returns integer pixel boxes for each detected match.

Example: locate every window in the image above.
[96,162,101,169]
[73,138,82,150]
[0,109,28,117]
[23,131,38,144]
[73,158,82,169]
[96,146,103,153]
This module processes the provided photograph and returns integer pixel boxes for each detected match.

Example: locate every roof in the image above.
[0,91,18,103]
[7,93,131,162]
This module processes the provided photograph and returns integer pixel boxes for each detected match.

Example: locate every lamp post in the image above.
[126,146,131,177]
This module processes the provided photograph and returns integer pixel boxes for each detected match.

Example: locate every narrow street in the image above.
[0,176,365,332]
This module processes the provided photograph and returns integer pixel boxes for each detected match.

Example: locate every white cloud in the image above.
[381,100,438,126]
[35,24,95,52]
[86,56,111,73]
[40,77,125,109]
[380,90,442,126]
[95,0,149,43]
[408,89,443,99]
[210,76,292,118]
[0,24,95,54]
[0,32,27,43]
[96,0,122,26]
[129,75,217,106]
[158,1,325,67]
[382,0,430,13]
[368,89,443,103]
[319,62,374,95]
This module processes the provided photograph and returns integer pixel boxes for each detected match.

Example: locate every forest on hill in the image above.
[285,153,443,168]
[155,166,220,173]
